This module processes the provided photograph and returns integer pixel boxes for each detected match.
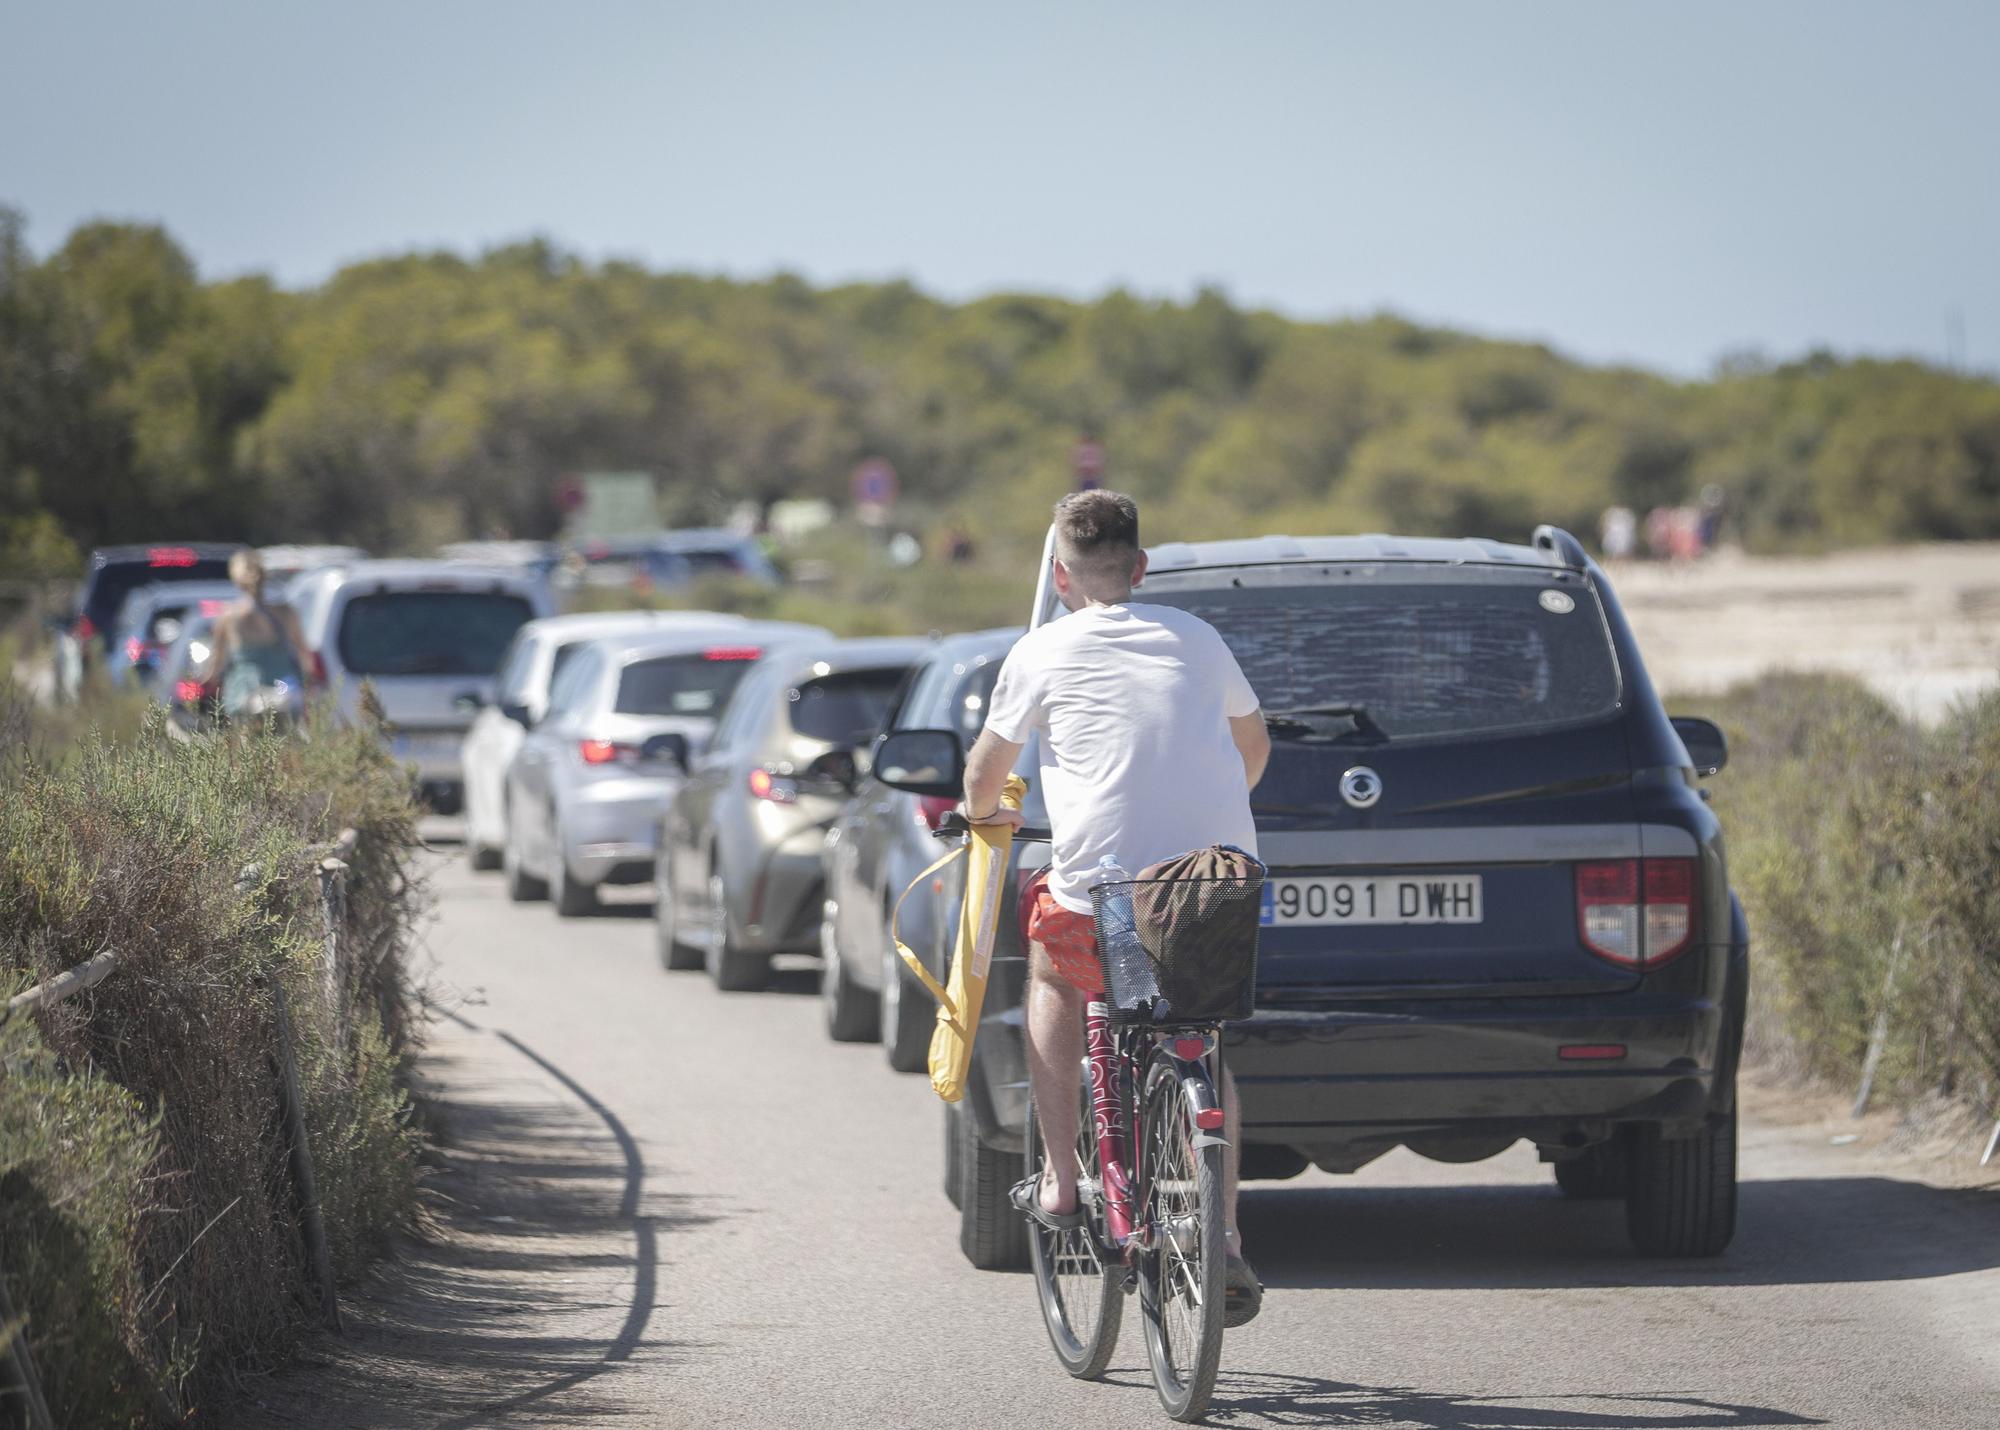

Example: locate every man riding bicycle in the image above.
[961,490,1271,1327]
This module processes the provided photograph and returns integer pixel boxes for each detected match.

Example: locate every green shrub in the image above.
[0,686,425,1424]
[1688,673,2000,1112]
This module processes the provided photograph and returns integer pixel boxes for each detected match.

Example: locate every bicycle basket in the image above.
[1089,846,1266,1022]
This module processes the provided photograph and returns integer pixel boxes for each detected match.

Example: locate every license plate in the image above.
[1261,875,1483,927]
[392,731,460,760]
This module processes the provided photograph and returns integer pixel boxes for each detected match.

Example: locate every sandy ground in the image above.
[1610,542,2000,722]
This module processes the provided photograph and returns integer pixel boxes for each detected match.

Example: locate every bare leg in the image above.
[1024,944,1088,1215]
[1222,1062,1244,1256]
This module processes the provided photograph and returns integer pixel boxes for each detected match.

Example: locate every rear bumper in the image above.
[971,965,1736,1161]
[562,776,677,885]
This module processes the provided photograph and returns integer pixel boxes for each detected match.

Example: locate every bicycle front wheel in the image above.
[1025,1076,1124,1378]
[1137,1052,1224,1422]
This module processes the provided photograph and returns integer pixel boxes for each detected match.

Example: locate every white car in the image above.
[460,611,755,869]
[288,560,553,812]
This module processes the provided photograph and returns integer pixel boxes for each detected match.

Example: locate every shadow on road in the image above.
[1115,1371,1826,1428]
[221,1024,719,1428]
[1241,1174,2000,1292]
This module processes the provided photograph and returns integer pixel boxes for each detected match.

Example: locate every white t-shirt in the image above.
[983,602,1260,915]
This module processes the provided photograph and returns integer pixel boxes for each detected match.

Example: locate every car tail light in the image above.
[1575,858,1697,969]
[704,646,763,662]
[75,614,97,641]
[747,767,798,803]
[309,651,328,685]
[124,637,149,664]
[198,599,228,616]
[148,546,197,568]
[175,679,205,704]
[578,739,647,766]
[915,794,957,830]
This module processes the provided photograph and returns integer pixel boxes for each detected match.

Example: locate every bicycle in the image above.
[941,815,1262,1422]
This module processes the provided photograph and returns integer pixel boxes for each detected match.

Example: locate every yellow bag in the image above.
[892,773,1027,1103]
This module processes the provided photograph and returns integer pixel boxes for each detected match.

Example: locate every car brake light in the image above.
[148,546,197,568]
[124,637,147,664]
[579,739,622,765]
[1575,858,1697,969]
[175,679,205,704]
[75,614,97,640]
[704,646,763,662]
[747,767,798,803]
[916,794,957,830]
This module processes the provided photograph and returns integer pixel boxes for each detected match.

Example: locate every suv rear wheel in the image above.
[706,868,769,992]
[956,1103,1027,1270]
[1626,1103,1737,1257]
[881,931,932,1073]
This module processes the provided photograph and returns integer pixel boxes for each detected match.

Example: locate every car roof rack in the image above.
[1530,525,1589,571]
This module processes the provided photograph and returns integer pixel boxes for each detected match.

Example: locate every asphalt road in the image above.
[241,848,2000,1429]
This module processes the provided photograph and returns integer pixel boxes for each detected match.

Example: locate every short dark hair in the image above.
[1052,491,1140,583]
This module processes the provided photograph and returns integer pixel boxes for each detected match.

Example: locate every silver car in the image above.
[502,622,827,915]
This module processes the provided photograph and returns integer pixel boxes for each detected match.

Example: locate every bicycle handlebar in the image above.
[931,810,1052,844]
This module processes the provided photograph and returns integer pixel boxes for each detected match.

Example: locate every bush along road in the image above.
[0,688,428,1428]
[225,851,2000,1430]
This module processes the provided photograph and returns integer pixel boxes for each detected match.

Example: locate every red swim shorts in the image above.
[1019,869,1105,995]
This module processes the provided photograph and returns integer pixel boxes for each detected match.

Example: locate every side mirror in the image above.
[805,748,859,793]
[500,702,533,728]
[871,728,963,798]
[1671,716,1728,777]
[642,731,691,772]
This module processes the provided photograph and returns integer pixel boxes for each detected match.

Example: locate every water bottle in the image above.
[1096,853,1162,1009]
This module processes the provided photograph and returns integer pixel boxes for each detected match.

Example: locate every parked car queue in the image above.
[464,521,1750,1284]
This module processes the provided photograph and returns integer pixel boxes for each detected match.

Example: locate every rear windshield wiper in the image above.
[1263,703,1388,742]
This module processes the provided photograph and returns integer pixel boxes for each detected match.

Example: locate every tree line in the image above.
[4,207,1999,577]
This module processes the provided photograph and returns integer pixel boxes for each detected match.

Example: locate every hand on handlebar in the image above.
[960,801,1025,831]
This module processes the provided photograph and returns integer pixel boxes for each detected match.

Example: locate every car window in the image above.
[614,653,759,716]
[949,660,1004,746]
[785,667,909,747]
[336,590,533,677]
[1143,569,1621,744]
[494,633,536,703]
[83,554,235,635]
[890,657,950,732]
[545,647,602,718]
[710,662,778,753]
[547,639,593,690]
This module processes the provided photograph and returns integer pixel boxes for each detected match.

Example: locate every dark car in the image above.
[654,637,932,992]
[878,527,1746,1271]
[59,542,244,700]
[820,628,1020,1068]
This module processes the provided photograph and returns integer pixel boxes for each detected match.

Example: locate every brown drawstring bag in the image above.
[1128,844,1266,1020]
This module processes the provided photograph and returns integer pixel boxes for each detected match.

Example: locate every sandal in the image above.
[1009,1175,1086,1231]
[1223,1252,1263,1328]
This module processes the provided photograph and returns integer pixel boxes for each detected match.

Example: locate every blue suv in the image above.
[882,526,1746,1270]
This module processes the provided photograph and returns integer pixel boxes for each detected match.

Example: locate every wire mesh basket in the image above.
[1089,854,1266,1023]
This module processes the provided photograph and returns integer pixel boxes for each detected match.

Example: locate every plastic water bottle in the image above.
[1096,854,1161,1009]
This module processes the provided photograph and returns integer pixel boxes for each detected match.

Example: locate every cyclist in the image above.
[962,490,1271,1327]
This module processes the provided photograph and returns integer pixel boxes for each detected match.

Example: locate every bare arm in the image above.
[1229,710,1271,791]
[198,612,237,685]
[962,727,1026,828]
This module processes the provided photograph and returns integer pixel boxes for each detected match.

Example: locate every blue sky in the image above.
[4,1,1996,375]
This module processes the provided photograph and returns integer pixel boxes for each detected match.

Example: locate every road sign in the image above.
[852,458,898,526]
[1072,438,1105,490]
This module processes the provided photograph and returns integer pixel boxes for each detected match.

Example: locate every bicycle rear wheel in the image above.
[1025,1076,1124,1378]
[1137,1052,1224,1422]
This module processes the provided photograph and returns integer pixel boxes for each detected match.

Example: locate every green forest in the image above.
[5,207,2000,579]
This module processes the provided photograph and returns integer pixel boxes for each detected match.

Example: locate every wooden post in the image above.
[267,972,342,1331]
[0,1262,56,1430]
[1852,923,1907,1119]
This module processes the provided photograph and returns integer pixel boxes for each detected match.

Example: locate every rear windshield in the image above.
[786,668,907,746]
[84,557,234,633]
[615,654,757,716]
[139,597,230,647]
[337,591,533,677]
[1143,570,1621,743]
